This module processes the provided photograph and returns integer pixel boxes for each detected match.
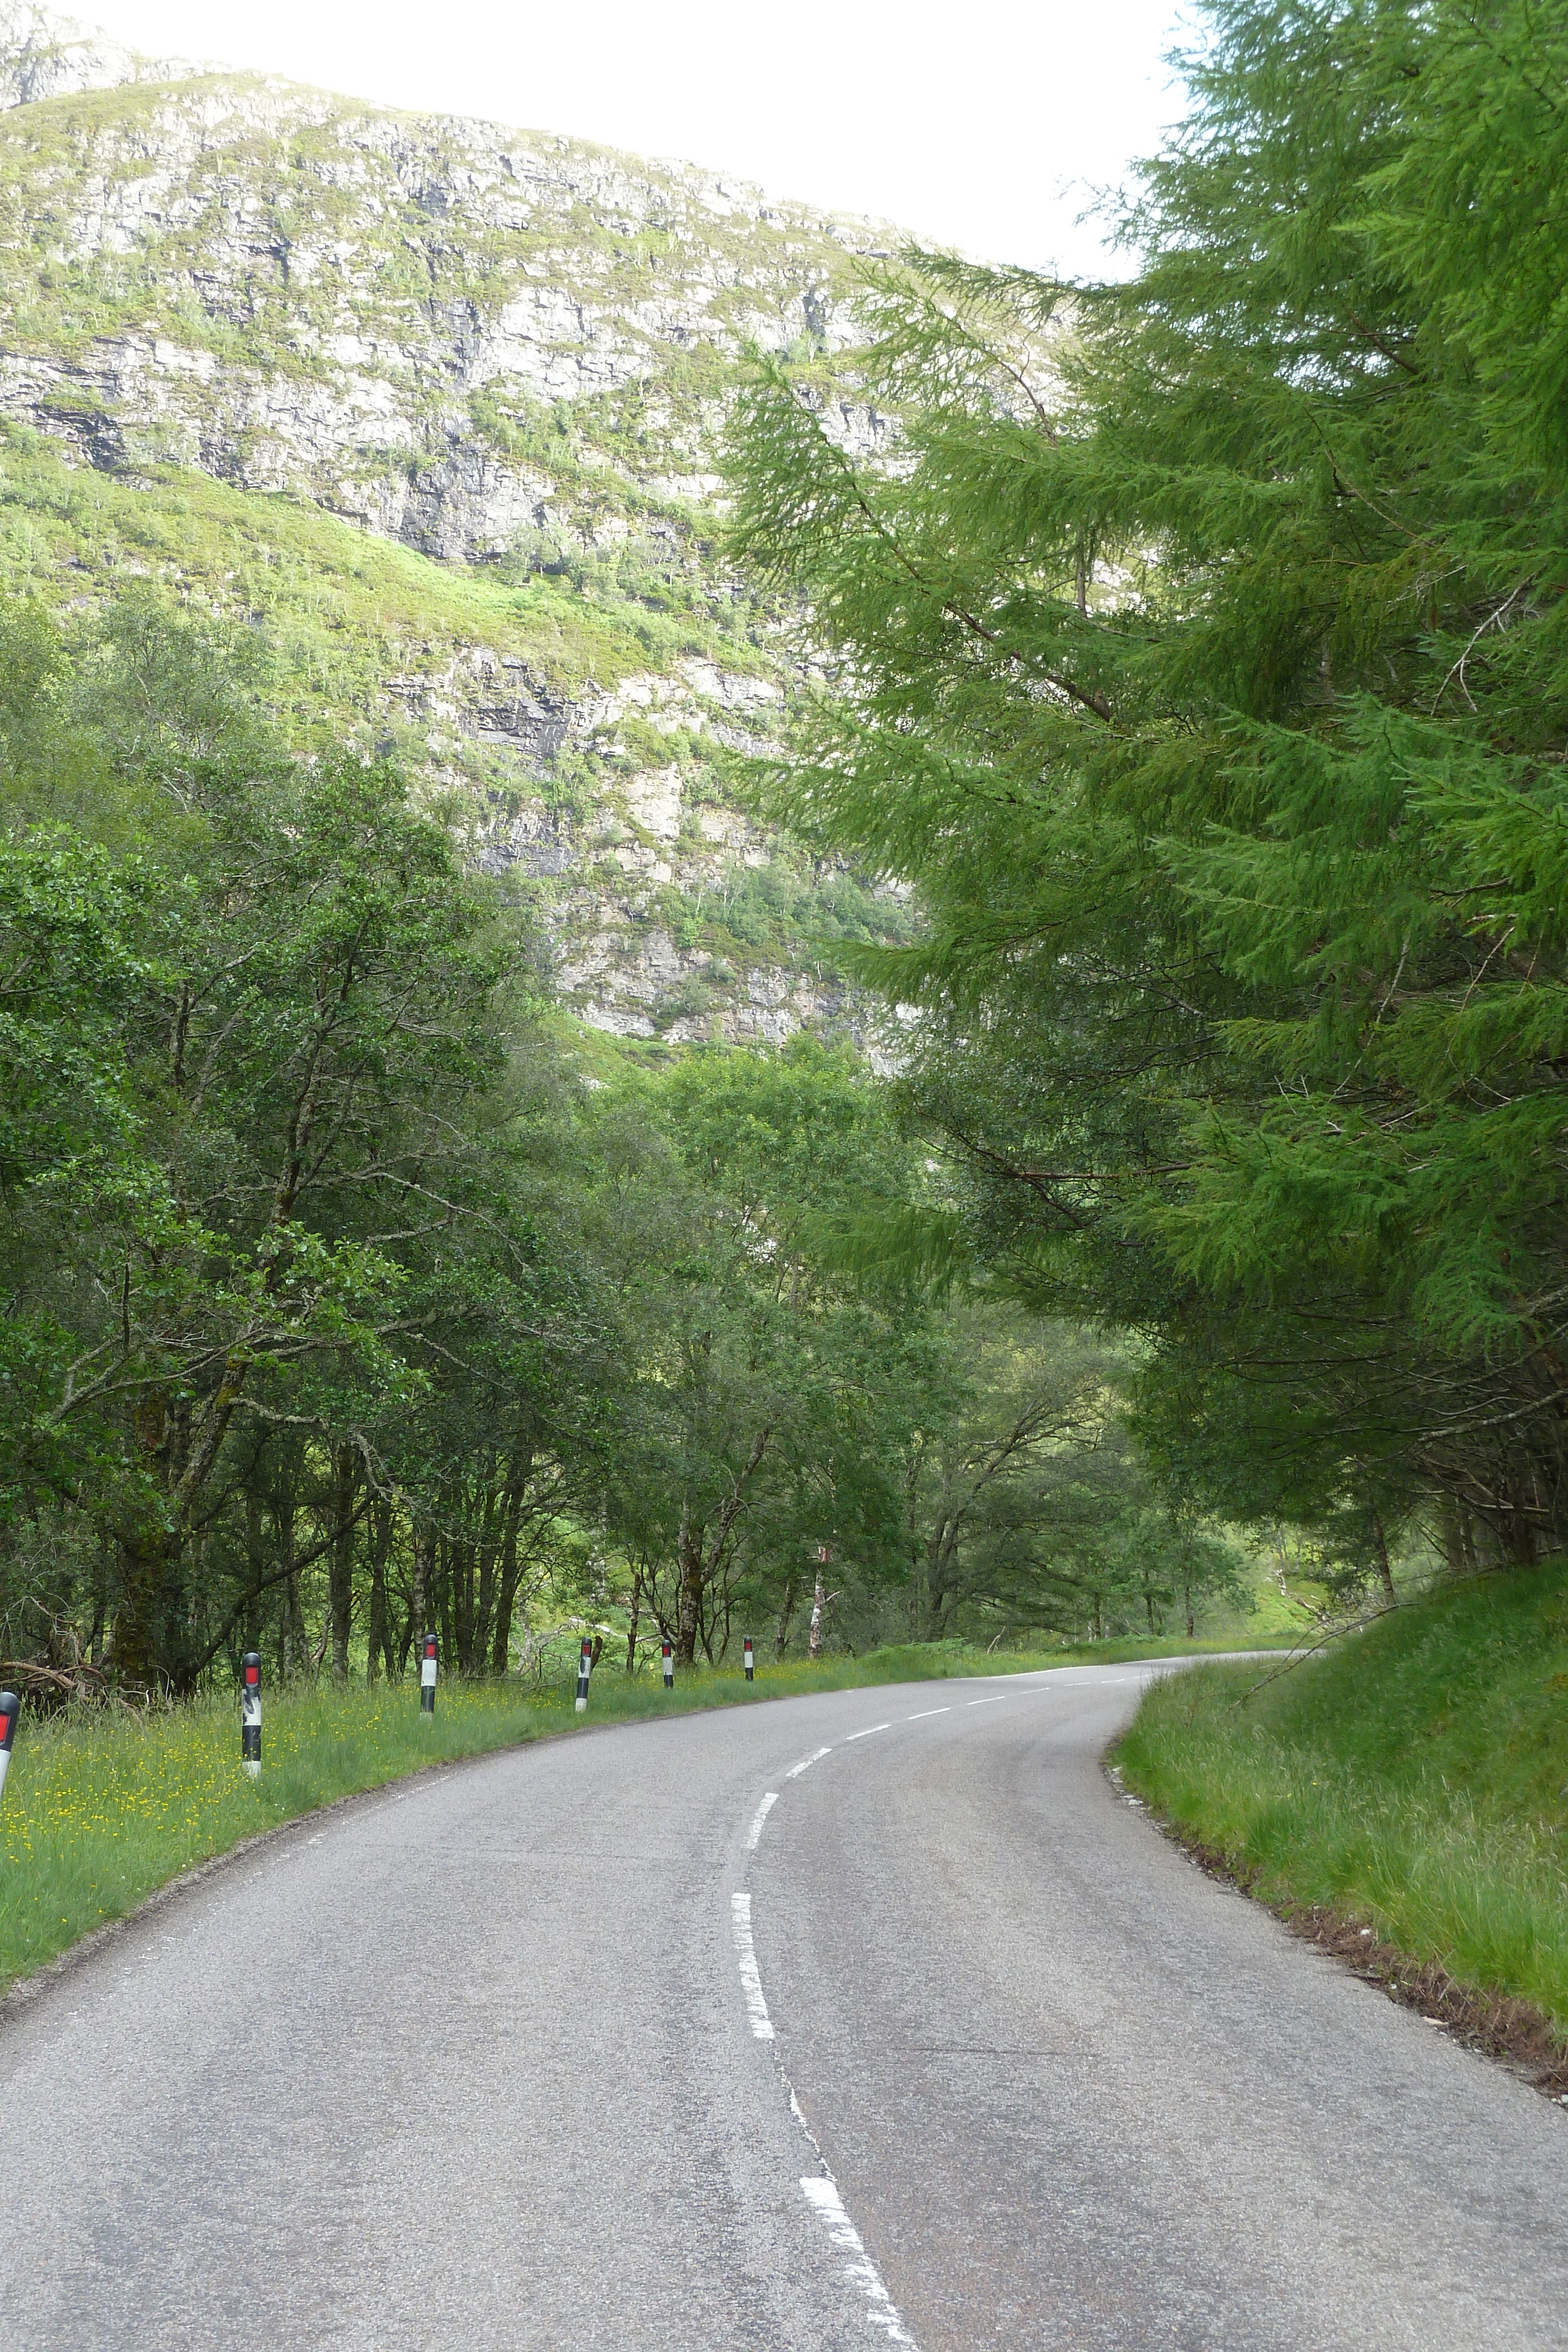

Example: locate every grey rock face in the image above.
[0,8,907,1048]
[0,0,200,108]
[0,35,890,544]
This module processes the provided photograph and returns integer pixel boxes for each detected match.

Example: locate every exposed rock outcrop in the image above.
[0,7,906,1048]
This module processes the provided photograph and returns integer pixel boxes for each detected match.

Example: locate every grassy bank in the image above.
[1115,1565,1568,2037]
[0,1633,1288,1999]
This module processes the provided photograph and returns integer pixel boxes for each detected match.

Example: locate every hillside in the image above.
[0,2,912,1045]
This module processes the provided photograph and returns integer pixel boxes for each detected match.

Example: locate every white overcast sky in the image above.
[74,0,1198,276]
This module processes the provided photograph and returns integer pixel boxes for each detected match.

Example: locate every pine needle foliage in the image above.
[727,0,1568,1563]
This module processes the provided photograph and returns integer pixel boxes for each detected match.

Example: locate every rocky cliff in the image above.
[0,3,910,1045]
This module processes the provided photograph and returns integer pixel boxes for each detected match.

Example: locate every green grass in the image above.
[0,425,717,711]
[0,1633,1254,1997]
[1115,1563,1568,2034]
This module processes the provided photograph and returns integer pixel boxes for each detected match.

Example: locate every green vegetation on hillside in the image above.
[0,423,737,713]
[0,45,910,1044]
[1116,1568,1568,2035]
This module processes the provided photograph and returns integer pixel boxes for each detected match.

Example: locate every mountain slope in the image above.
[0,3,910,1044]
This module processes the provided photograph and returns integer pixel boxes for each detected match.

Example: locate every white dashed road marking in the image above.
[730,1892,774,2040]
[745,1792,778,1851]
[799,2175,917,2344]
[724,1667,1206,2341]
[734,1682,1073,2345]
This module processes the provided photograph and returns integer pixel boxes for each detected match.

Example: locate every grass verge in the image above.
[1114,1563,1568,2078]
[0,1632,1292,1999]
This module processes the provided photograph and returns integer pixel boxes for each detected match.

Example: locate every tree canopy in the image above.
[728,0,1568,1573]
[0,597,1195,1694]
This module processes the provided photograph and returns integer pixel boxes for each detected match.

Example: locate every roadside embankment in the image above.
[1115,1565,1568,2073]
[0,1632,1292,1999]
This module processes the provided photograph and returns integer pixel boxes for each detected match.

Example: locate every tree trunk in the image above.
[366,1558,386,1682]
[625,1575,641,1674]
[452,1536,475,1675]
[484,1449,531,1676]
[491,1532,523,1676]
[111,1389,186,1690]
[1183,1581,1195,1641]
[278,1496,300,1681]
[366,1498,394,1683]
[439,1540,456,1681]
[329,1444,358,1683]
[1501,1479,1540,1565]
[88,1569,106,1671]
[922,1517,959,1641]
[243,1485,265,1653]
[807,1567,827,1661]
[411,1514,433,1662]
[1441,1492,1479,1576]
[775,1570,797,1661]
[309,1602,332,1676]
[1370,1509,1396,1604]
[112,1528,174,1692]
[474,1531,499,1675]
[676,1493,704,1666]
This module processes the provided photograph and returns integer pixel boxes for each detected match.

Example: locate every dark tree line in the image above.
[0,597,1221,1700]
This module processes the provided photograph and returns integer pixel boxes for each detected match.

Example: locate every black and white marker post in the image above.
[743,1637,755,1683]
[576,1635,593,1713]
[661,1639,674,1690]
[0,1689,17,1806]
[240,1651,262,1777]
[420,1631,438,1717]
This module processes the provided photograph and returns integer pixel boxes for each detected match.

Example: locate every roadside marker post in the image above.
[0,1690,16,1803]
[240,1652,262,1777]
[662,1641,674,1690]
[743,1638,755,1683]
[420,1631,437,1718]
[576,1636,593,1713]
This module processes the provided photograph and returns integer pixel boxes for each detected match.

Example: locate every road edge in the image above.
[0,1666,1031,2030]
[1104,1760,1568,2107]
[0,1650,1274,2033]
[0,1721,589,2034]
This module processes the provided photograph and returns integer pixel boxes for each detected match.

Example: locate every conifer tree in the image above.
[729,0,1568,1564]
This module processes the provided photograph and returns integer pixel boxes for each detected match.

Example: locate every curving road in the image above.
[2,1663,1566,2349]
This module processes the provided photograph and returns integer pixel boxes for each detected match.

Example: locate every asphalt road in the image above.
[2,1662,1565,2350]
